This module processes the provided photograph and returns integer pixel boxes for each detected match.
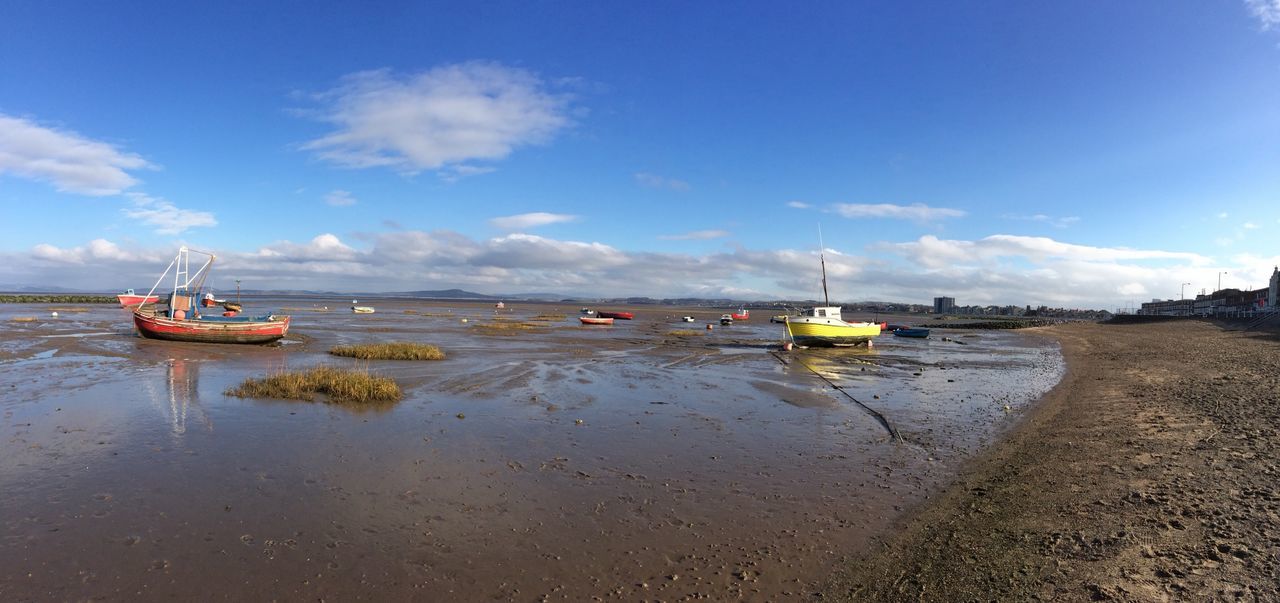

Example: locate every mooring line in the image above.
[770,350,903,442]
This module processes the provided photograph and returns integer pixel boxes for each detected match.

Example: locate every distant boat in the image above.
[352,306,375,314]
[893,327,930,338]
[680,316,695,322]
[131,247,290,344]
[770,314,790,323]
[731,309,750,320]
[117,289,160,307]
[720,314,734,325]
[579,316,614,325]
[782,230,883,347]
[581,308,596,315]
[596,311,634,320]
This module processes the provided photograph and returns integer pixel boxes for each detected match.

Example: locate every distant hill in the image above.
[396,289,499,300]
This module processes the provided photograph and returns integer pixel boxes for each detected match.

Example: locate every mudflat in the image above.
[829,320,1280,601]
[0,299,1061,600]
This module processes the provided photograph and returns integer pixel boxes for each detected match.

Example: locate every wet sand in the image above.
[1,299,1060,600]
[829,320,1280,601]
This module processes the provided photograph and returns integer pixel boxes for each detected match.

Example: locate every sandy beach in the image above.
[829,320,1280,601]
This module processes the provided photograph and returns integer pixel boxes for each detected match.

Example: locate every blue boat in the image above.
[892,327,930,338]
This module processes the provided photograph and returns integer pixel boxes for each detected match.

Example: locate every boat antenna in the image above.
[818,224,830,307]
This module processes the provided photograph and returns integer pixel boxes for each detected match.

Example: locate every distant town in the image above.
[1138,267,1280,318]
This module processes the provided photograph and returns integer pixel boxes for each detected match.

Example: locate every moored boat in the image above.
[352,306,375,314]
[579,316,614,325]
[134,306,290,344]
[596,311,634,320]
[782,230,883,347]
[720,313,733,325]
[130,247,290,344]
[680,316,695,322]
[731,309,750,320]
[892,327,930,338]
[117,289,160,307]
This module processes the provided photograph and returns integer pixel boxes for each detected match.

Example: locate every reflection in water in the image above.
[144,357,212,436]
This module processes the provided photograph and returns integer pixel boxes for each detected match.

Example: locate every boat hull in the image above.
[133,310,290,344]
[579,317,614,325]
[596,311,633,320]
[785,318,881,347]
[893,328,930,338]
[118,293,160,307]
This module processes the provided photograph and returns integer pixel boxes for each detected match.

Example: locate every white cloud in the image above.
[31,239,141,264]
[786,201,811,209]
[659,229,730,241]
[634,172,690,192]
[831,202,965,221]
[1002,213,1081,228]
[886,234,1211,269]
[1245,0,1280,30]
[10,231,1266,310]
[1243,222,1260,229]
[301,63,573,175]
[121,193,217,235]
[325,190,357,206]
[489,212,579,231]
[1217,212,1229,219]
[0,113,153,196]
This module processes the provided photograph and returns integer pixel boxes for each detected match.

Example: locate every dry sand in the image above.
[828,320,1280,601]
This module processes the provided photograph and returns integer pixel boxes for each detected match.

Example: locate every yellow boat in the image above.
[784,307,881,347]
[783,230,883,347]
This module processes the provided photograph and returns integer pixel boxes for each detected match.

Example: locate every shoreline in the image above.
[825,320,1280,600]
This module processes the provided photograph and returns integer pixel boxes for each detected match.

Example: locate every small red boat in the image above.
[595,311,634,320]
[134,307,290,344]
[731,309,750,320]
[117,289,160,307]
[579,316,614,325]
[129,246,291,345]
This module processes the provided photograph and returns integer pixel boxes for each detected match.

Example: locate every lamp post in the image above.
[235,279,241,304]
[1218,271,1228,292]
[1181,282,1191,300]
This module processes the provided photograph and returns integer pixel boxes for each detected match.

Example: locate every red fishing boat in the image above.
[130,247,290,344]
[595,311,634,320]
[731,309,750,320]
[117,289,160,307]
[134,307,290,343]
[579,316,614,325]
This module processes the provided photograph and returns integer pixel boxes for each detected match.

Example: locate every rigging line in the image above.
[770,350,903,442]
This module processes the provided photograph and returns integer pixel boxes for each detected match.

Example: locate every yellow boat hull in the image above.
[785,318,881,347]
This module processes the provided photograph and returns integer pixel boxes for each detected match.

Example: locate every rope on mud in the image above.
[770,350,903,442]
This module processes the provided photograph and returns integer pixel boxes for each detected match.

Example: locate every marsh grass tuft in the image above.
[10,316,37,322]
[329,342,445,361]
[668,329,703,337]
[529,313,567,322]
[225,366,401,405]
[48,307,91,313]
[472,320,544,335]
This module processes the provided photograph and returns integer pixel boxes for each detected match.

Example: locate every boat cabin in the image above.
[802,306,843,320]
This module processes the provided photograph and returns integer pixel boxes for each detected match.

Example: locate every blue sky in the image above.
[2,1,1278,308]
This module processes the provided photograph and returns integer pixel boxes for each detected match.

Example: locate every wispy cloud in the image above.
[325,189,357,206]
[31,239,139,264]
[1002,213,1081,228]
[489,212,579,231]
[301,62,574,176]
[1245,0,1280,30]
[1217,212,1229,219]
[831,202,965,221]
[659,229,730,240]
[0,113,153,196]
[1243,222,1260,229]
[634,172,690,192]
[121,193,217,235]
[786,201,811,209]
[884,234,1211,269]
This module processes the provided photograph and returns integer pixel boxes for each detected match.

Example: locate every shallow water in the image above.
[0,298,1062,600]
